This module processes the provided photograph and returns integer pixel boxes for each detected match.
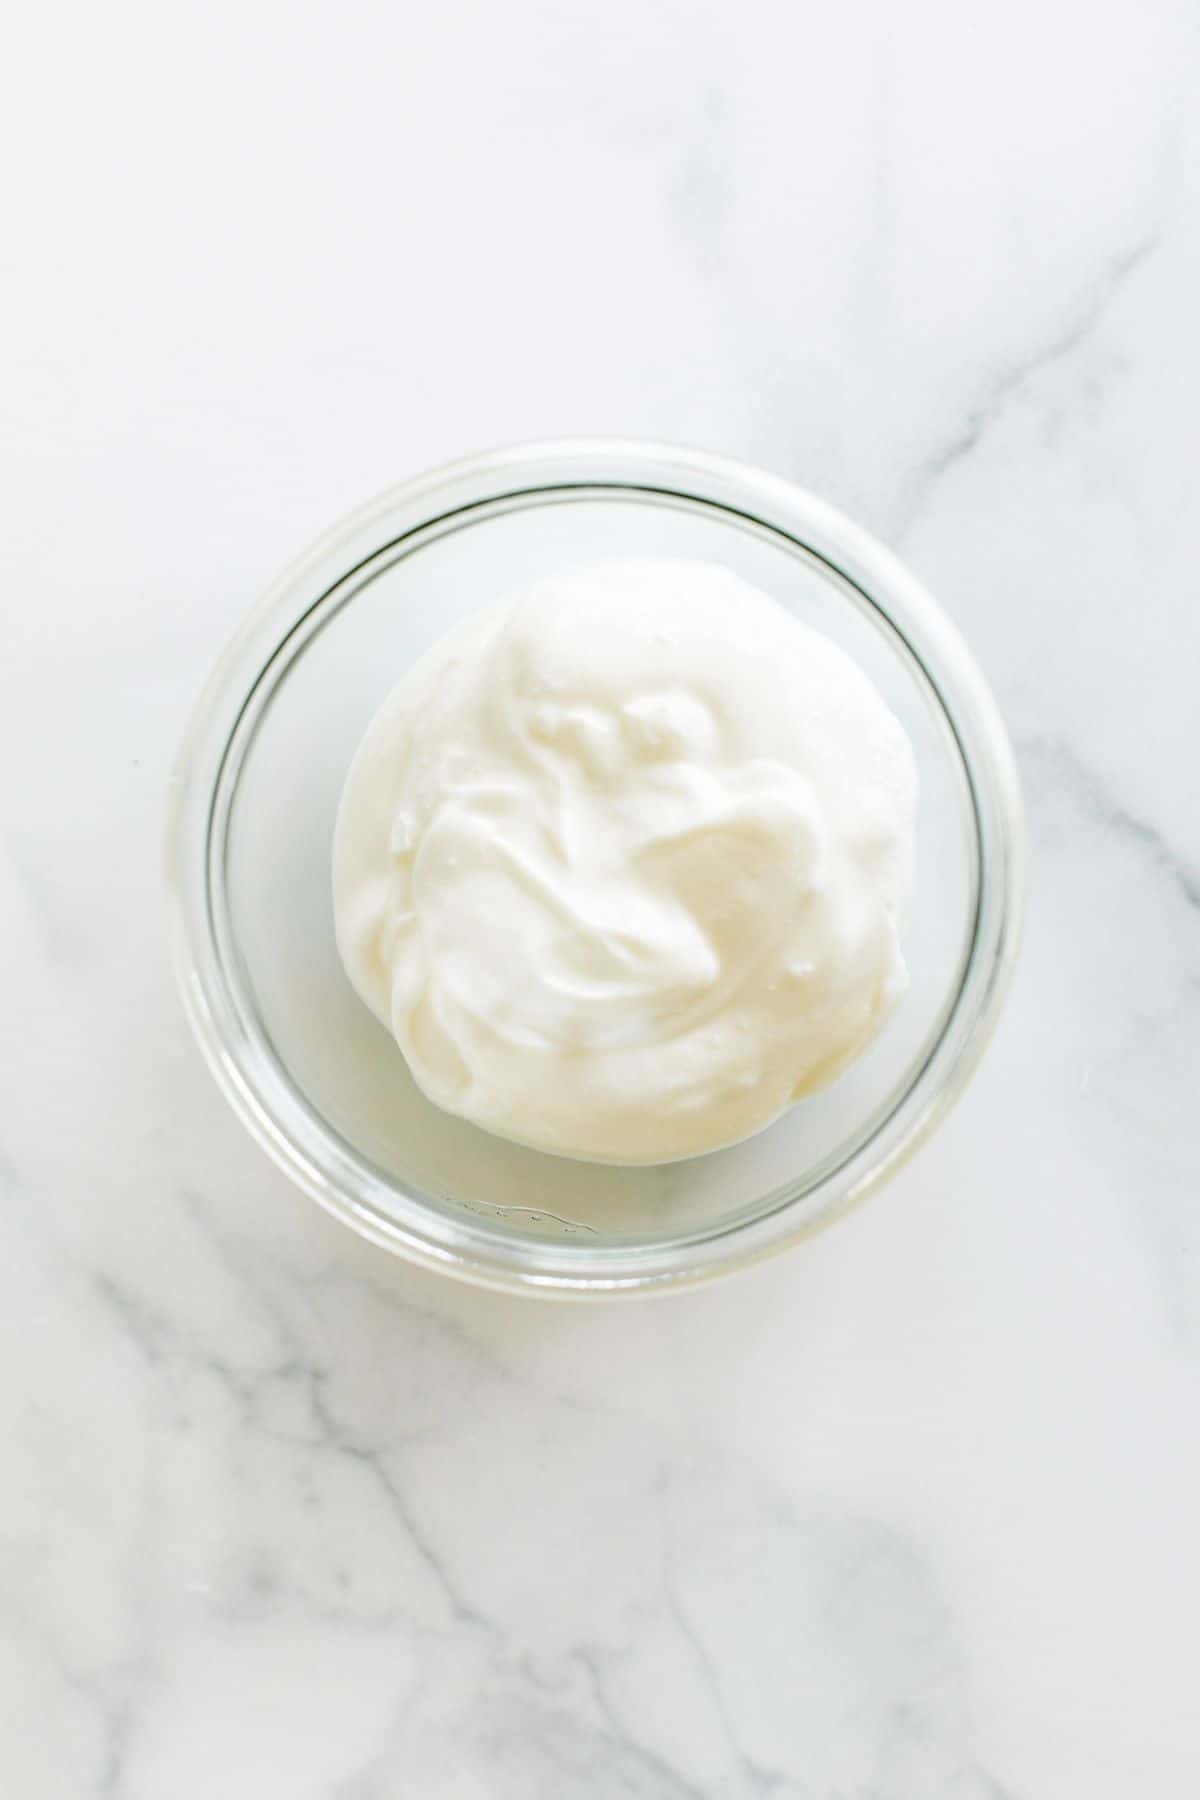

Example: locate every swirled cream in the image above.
[333,560,916,1164]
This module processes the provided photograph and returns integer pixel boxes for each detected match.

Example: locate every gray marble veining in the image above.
[3,0,1199,1793]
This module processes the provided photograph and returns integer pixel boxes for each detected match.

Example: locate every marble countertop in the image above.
[4,1,1199,1794]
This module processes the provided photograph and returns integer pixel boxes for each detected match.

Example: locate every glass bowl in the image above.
[167,441,1024,1297]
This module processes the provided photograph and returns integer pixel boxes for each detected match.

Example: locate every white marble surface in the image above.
[4,0,1200,1793]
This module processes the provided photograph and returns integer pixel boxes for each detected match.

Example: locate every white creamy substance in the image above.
[333,560,917,1164]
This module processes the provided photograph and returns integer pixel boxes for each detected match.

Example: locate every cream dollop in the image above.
[333,560,916,1164]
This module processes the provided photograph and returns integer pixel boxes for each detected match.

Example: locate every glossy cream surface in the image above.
[333,560,916,1162]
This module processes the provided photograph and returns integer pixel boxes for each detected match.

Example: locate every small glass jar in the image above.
[167,441,1024,1296]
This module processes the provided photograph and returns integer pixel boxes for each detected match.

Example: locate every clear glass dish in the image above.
[167,441,1024,1297]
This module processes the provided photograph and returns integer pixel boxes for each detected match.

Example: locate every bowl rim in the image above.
[166,438,1025,1298]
